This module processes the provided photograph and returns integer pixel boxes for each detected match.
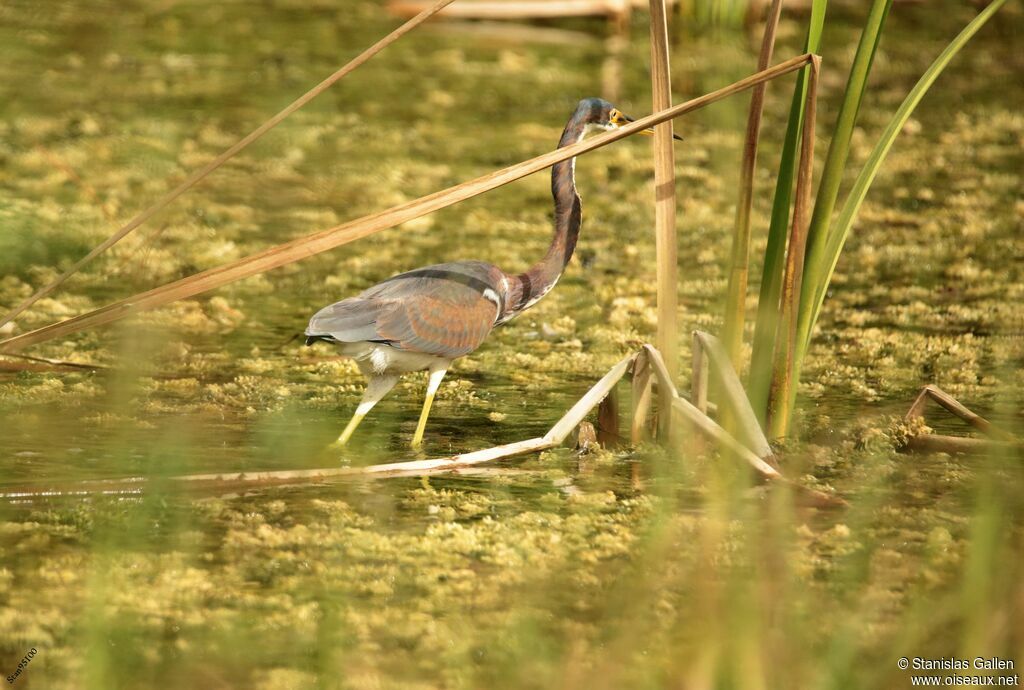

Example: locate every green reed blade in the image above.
[746,0,827,424]
[765,0,892,436]
[800,0,1010,343]
[795,0,893,355]
[721,0,784,369]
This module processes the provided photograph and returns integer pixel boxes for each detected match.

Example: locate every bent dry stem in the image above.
[0,345,800,500]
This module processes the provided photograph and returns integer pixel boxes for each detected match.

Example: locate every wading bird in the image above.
[305,98,679,448]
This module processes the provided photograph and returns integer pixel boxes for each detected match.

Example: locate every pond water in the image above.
[0,1,1022,688]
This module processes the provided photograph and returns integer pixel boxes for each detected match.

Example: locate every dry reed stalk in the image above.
[721,0,784,368]
[903,435,1022,456]
[0,353,107,371]
[648,0,680,382]
[423,20,601,46]
[692,330,776,466]
[0,54,814,355]
[1,352,640,499]
[0,463,576,501]
[630,348,654,443]
[643,345,676,440]
[640,345,781,480]
[545,353,637,443]
[597,388,622,447]
[0,440,567,501]
[576,421,600,454]
[905,384,1018,442]
[0,438,555,500]
[766,55,820,439]
[0,0,457,331]
[389,0,630,19]
[0,345,847,503]
[691,336,709,415]
[0,360,86,374]
[670,399,781,479]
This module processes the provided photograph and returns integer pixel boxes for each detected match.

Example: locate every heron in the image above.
[305,98,680,449]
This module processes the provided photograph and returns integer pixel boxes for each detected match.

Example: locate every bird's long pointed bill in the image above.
[624,114,684,140]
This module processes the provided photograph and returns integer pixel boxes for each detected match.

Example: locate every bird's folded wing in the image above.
[306,298,397,344]
[309,262,504,359]
[374,292,497,359]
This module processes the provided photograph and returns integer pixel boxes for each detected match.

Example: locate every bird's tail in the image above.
[304,334,336,346]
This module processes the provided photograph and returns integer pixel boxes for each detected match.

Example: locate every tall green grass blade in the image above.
[800,0,1010,340]
[767,57,820,440]
[767,0,892,435]
[746,0,827,424]
[795,0,893,355]
[721,0,784,369]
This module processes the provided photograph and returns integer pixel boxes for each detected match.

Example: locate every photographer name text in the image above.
[908,658,1015,672]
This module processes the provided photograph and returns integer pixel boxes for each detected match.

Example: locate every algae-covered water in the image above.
[1,1,1022,688]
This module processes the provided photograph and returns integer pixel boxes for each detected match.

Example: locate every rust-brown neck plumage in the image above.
[506,115,586,315]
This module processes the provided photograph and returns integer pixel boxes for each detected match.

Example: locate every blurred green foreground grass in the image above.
[0,0,1022,688]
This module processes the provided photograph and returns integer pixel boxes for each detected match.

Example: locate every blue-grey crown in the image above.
[574,97,615,124]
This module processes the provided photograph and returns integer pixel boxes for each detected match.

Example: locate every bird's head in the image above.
[574,97,683,140]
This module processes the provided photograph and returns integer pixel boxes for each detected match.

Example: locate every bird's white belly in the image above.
[339,342,448,375]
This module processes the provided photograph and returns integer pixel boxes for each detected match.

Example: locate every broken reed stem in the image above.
[597,387,622,447]
[1,352,640,496]
[721,0,784,369]
[0,54,814,355]
[0,353,107,371]
[0,0,456,331]
[389,0,630,19]
[692,330,775,465]
[767,55,820,440]
[630,349,654,443]
[903,435,1022,456]
[649,0,680,382]
[0,437,557,501]
[640,344,781,480]
[0,344,823,502]
[644,345,677,441]
[691,337,709,415]
[545,353,637,443]
[422,21,601,48]
[905,384,1018,442]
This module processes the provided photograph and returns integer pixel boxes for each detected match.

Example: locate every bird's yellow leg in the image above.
[411,368,447,449]
[331,374,398,448]
[334,410,367,447]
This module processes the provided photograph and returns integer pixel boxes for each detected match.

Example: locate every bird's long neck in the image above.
[507,116,586,315]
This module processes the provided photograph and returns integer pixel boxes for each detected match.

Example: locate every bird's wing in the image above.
[308,262,505,359]
[306,298,398,344]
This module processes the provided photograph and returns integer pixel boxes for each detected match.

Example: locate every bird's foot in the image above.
[409,426,427,451]
[323,440,355,466]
